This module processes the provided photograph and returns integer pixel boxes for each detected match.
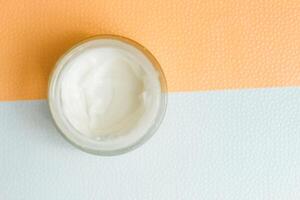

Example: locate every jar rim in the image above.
[48,34,168,156]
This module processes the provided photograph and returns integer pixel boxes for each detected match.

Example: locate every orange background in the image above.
[1,0,300,100]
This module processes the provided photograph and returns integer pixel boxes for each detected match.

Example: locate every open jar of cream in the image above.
[48,35,167,155]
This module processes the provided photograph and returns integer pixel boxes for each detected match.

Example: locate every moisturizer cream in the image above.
[48,35,167,155]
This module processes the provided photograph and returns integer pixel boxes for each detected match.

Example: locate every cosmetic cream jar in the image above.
[48,35,167,155]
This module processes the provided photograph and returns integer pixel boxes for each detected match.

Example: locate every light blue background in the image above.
[1,87,300,199]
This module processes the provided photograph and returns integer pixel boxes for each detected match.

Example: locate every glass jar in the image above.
[48,35,167,155]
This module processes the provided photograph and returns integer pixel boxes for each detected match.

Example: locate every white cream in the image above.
[54,39,163,144]
[61,48,145,138]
